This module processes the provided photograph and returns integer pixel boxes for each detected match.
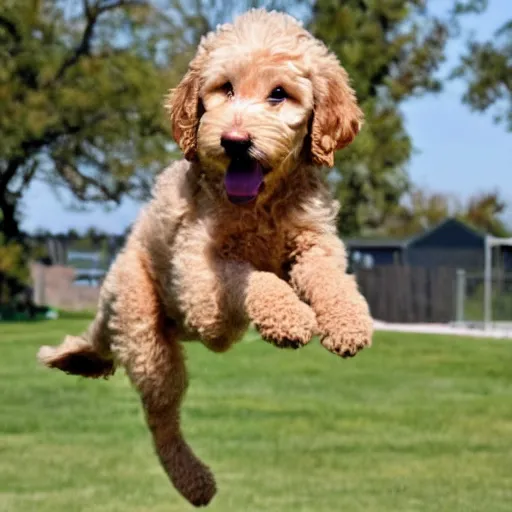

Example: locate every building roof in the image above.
[346,217,485,250]
[346,238,406,249]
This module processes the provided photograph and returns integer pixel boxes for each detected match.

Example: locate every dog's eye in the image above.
[221,81,234,99]
[268,86,288,105]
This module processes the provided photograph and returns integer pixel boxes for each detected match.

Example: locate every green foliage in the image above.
[0,230,49,318]
[451,3,512,130]
[0,232,33,317]
[451,0,488,16]
[382,187,455,238]
[463,191,511,237]
[381,187,510,238]
[0,0,182,240]
[310,0,449,236]
[0,233,29,282]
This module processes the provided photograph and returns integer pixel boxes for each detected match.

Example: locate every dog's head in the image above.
[166,9,363,205]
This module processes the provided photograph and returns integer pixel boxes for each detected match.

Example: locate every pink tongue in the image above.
[224,159,264,203]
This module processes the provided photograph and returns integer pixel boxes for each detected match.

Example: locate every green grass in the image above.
[1,319,512,512]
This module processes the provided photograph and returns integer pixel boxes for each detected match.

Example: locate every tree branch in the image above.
[0,158,24,195]
[97,0,147,14]
[54,0,148,82]
[12,162,39,198]
[55,158,128,203]
[0,15,22,43]
[54,4,98,81]
[0,117,103,194]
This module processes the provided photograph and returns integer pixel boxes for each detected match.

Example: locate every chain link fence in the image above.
[455,270,512,329]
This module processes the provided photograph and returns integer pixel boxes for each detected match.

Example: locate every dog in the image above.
[37,9,373,507]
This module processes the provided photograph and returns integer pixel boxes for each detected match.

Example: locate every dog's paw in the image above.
[178,470,217,507]
[320,326,372,358]
[171,458,217,508]
[254,301,317,349]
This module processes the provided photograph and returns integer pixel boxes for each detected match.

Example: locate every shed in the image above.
[347,218,512,271]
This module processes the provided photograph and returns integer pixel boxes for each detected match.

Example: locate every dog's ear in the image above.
[165,67,202,161]
[310,57,363,167]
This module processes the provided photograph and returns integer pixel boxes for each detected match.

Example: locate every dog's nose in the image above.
[221,130,252,158]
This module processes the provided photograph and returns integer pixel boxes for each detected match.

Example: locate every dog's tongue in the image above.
[224,159,264,204]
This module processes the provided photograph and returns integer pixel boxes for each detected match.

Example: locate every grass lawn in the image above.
[1,318,512,512]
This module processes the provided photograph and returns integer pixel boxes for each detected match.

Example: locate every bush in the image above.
[0,234,37,320]
[0,234,29,283]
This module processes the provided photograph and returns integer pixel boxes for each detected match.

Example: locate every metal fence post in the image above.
[455,268,466,326]
[32,263,46,306]
[484,236,492,331]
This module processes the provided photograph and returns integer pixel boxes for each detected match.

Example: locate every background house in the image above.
[347,218,512,272]
[347,218,512,324]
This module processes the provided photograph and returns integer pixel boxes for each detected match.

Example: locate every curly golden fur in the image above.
[37,9,373,507]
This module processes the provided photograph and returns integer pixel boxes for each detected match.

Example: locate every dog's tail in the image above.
[37,333,115,379]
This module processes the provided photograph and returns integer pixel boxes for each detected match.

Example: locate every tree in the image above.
[381,187,510,238]
[463,191,510,237]
[451,1,512,130]
[382,187,456,238]
[0,0,178,240]
[310,0,450,236]
[0,233,29,282]
[0,0,295,241]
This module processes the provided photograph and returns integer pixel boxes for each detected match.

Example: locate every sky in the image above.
[20,1,512,235]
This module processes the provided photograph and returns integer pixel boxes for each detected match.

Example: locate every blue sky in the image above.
[20,1,511,235]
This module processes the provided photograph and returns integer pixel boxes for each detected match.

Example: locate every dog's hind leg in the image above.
[108,249,216,508]
[119,326,216,507]
[38,294,115,379]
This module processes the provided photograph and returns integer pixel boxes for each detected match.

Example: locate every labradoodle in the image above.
[38,9,373,507]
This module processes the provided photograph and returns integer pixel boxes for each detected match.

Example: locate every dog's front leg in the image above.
[242,269,318,349]
[289,232,373,357]
[172,248,250,352]
[174,247,316,350]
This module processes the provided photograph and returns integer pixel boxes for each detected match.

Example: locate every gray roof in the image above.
[346,238,406,249]
[346,218,485,250]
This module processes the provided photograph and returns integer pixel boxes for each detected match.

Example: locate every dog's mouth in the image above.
[224,157,265,205]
